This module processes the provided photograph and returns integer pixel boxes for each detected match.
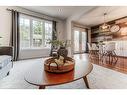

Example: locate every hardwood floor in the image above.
[74,54,127,74]
[94,56,127,74]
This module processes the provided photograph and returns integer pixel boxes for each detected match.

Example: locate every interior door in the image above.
[73,27,87,54]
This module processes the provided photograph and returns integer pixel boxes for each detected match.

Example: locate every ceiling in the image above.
[20,6,93,20]
[20,6,127,26]
[76,6,127,26]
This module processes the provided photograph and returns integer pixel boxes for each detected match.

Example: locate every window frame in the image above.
[19,14,53,50]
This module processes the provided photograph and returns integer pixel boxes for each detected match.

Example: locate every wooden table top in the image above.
[24,58,93,86]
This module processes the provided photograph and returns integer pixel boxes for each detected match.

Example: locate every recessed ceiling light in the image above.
[58,8,62,12]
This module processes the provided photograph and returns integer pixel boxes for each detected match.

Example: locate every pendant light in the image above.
[99,13,110,32]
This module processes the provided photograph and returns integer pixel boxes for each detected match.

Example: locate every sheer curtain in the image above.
[10,10,20,61]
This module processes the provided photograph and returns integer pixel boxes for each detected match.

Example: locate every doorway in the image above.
[73,27,87,54]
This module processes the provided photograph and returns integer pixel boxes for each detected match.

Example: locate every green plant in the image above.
[47,39,71,48]
[48,40,64,47]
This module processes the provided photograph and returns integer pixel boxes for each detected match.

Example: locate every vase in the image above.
[57,46,68,59]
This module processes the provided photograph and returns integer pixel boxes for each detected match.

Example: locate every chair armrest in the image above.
[0,46,13,57]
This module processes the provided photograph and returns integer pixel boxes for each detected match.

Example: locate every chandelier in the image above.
[99,13,110,32]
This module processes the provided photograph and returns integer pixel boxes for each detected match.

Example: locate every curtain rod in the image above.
[6,8,57,23]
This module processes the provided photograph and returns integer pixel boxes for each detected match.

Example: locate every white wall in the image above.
[0,6,11,46]
[0,6,66,60]
[19,48,51,59]
[65,18,72,57]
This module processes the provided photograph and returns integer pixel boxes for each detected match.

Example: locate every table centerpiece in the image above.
[44,40,75,73]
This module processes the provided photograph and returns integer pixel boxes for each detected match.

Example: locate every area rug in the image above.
[0,58,127,89]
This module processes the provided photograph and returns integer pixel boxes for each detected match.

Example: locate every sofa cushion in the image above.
[0,55,12,69]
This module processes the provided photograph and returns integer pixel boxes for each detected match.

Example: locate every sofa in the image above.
[0,46,13,79]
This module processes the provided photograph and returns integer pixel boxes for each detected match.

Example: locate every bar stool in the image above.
[98,44,106,64]
[105,42,118,64]
[87,43,99,63]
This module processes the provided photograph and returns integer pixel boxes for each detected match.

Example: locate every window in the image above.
[20,18,30,48]
[73,27,87,53]
[19,14,52,49]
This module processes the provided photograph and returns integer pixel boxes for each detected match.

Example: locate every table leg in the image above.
[39,85,45,89]
[83,76,90,89]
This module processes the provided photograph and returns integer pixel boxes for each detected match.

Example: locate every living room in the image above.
[1,6,127,89]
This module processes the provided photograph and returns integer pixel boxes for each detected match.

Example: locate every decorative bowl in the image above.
[44,57,75,73]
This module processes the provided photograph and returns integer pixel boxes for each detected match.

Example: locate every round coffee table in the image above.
[24,58,93,89]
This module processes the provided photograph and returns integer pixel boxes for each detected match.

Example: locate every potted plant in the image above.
[48,39,71,59]
[48,40,64,48]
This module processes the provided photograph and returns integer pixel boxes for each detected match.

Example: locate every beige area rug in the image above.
[0,58,127,89]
